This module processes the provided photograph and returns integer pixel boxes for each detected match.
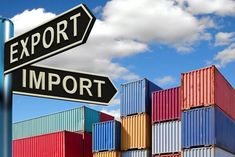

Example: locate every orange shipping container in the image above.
[93,151,121,157]
[181,66,235,120]
[121,113,151,150]
[153,153,180,157]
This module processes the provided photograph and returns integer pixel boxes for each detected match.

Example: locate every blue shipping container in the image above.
[182,106,235,154]
[120,78,162,116]
[92,120,121,152]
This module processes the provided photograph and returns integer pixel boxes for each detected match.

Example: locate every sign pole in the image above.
[0,17,14,157]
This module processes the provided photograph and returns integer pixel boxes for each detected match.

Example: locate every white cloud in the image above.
[215,32,235,46]
[214,43,235,67]
[156,76,176,86]
[11,8,56,36]
[184,0,235,16]
[102,0,214,52]
[10,0,218,81]
[110,98,120,105]
[101,109,120,121]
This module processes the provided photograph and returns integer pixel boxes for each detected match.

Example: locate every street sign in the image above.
[4,4,95,74]
[12,65,118,105]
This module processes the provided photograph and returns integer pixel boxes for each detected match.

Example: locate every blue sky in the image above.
[0,0,235,122]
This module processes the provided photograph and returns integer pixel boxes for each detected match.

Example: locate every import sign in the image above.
[12,65,118,105]
[4,4,95,74]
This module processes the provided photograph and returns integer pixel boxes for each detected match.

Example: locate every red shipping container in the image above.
[153,153,181,157]
[77,131,92,157]
[100,112,114,122]
[13,131,83,157]
[152,87,181,123]
[181,65,235,120]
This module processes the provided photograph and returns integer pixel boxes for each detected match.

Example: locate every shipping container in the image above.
[77,131,92,157]
[100,112,114,122]
[13,131,83,157]
[93,151,121,157]
[152,87,181,123]
[93,120,121,152]
[121,113,151,150]
[183,147,235,157]
[152,121,181,155]
[182,106,235,154]
[13,106,100,139]
[181,66,235,120]
[122,150,151,157]
[121,78,162,116]
[153,153,181,157]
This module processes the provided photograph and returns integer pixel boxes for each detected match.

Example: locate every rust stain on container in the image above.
[93,151,121,157]
[181,66,235,120]
[121,113,151,150]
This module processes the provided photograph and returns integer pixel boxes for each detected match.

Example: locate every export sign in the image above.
[12,65,118,105]
[4,4,95,74]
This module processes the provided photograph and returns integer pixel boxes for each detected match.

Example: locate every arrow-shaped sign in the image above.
[12,65,118,105]
[4,4,95,74]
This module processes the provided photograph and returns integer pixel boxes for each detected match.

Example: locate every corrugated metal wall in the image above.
[152,87,181,123]
[181,66,215,110]
[13,106,100,139]
[183,147,235,157]
[13,131,83,157]
[181,66,235,121]
[120,78,161,116]
[92,120,121,152]
[182,106,235,154]
[152,121,181,154]
[93,151,121,157]
[121,113,151,150]
[122,150,151,157]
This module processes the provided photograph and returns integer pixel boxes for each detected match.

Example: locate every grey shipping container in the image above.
[122,150,151,157]
[121,78,162,117]
[152,120,181,155]
[183,147,235,157]
[182,106,235,154]
[13,106,100,139]
[92,120,121,152]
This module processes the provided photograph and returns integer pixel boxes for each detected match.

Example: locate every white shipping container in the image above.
[122,150,151,157]
[152,121,181,155]
[183,147,235,157]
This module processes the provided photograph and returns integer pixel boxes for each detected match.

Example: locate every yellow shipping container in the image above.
[121,113,151,150]
[93,151,121,157]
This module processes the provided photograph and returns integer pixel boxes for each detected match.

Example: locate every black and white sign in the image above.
[12,65,118,105]
[4,4,95,74]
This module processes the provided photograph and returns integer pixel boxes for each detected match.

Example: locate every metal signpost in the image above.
[0,3,117,157]
[0,18,14,157]
[12,65,117,105]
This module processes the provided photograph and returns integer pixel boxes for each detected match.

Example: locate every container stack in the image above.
[152,87,181,157]
[92,120,121,157]
[120,78,162,157]
[13,106,114,157]
[181,66,235,157]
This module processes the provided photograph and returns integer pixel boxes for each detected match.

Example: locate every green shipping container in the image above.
[13,106,100,139]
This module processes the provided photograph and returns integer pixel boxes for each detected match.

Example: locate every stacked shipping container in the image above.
[152,87,181,156]
[13,106,114,157]
[92,120,121,157]
[120,78,161,157]
[181,65,235,157]
[13,131,83,157]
